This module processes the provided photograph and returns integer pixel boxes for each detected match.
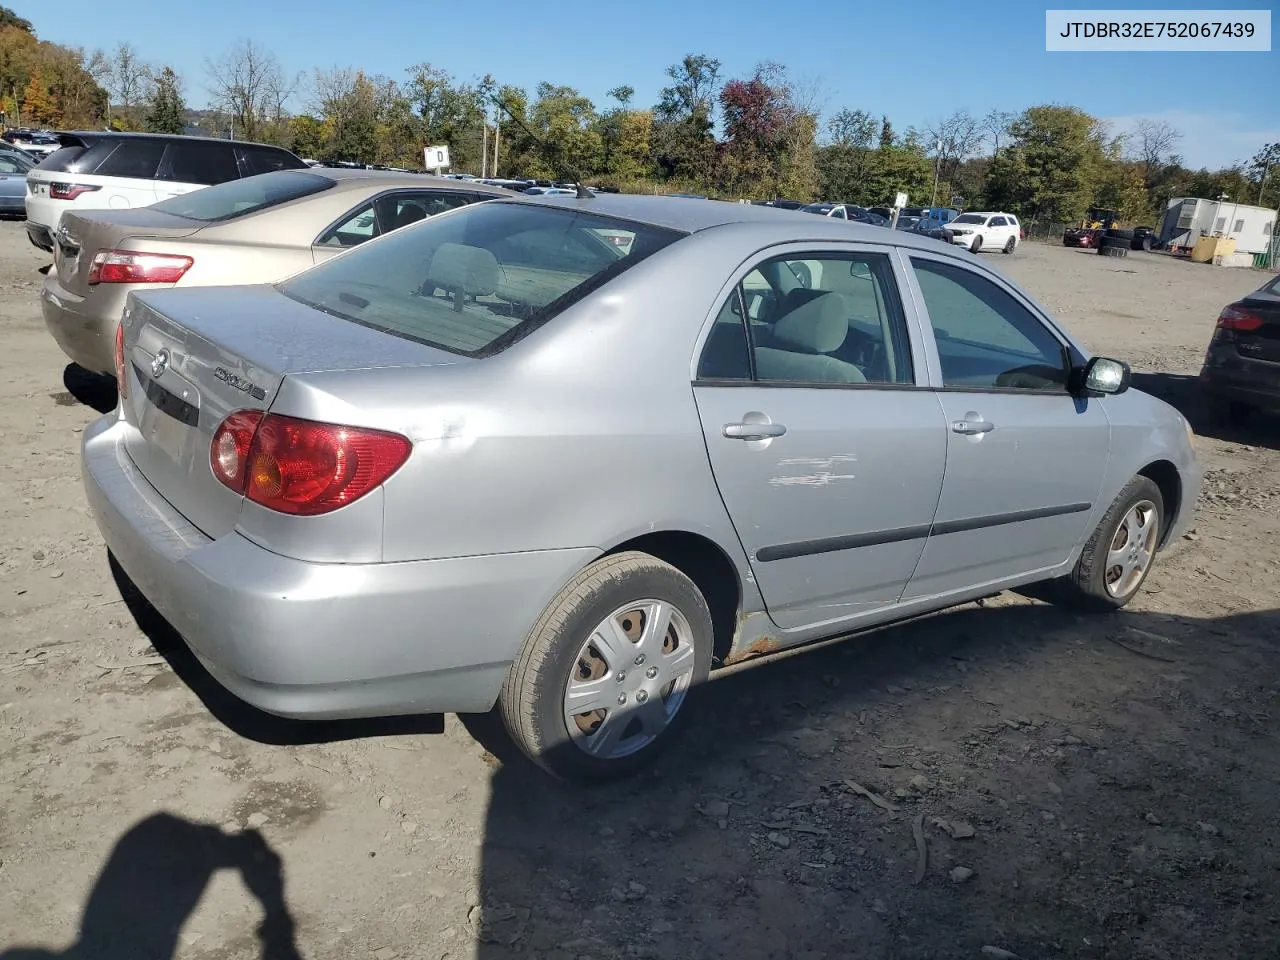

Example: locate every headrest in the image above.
[772,291,848,353]
[394,205,427,229]
[425,242,499,297]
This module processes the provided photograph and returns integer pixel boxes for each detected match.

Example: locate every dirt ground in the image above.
[1,224,1278,960]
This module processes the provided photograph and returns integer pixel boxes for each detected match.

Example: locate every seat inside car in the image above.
[755,291,867,383]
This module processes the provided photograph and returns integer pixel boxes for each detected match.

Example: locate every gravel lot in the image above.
[1,223,1278,960]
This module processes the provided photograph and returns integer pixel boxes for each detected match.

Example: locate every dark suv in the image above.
[25,132,308,252]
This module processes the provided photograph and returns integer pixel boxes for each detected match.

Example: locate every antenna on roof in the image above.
[489,94,595,200]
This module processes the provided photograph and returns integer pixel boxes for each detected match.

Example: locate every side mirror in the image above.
[1072,356,1131,396]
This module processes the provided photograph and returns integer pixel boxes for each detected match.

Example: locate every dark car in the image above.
[904,214,951,241]
[1199,273,1280,423]
[843,204,888,226]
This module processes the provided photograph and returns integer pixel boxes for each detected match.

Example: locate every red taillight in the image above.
[1216,303,1264,332]
[49,182,101,201]
[88,249,194,285]
[210,410,265,492]
[113,323,128,399]
[210,411,412,516]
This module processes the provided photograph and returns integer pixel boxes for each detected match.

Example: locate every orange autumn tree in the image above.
[21,70,57,125]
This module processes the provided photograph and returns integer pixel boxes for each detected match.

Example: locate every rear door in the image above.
[86,138,169,206]
[900,253,1109,599]
[692,244,947,630]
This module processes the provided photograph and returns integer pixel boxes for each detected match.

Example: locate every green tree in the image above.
[0,6,32,33]
[527,81,601,180]
[878,116,895,148]
[287,114,325,158]
[652,54,720,184]
[144,66,186,134]
[987,105,1106,224]
[314,68,379,163]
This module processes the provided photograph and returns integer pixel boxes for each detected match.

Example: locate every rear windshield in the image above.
[149,171,334,222]
[35,145,89,173]
[278,201,684,357]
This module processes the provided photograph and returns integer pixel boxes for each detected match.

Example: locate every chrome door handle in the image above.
[951,419,995,435]
[724,422,787,440]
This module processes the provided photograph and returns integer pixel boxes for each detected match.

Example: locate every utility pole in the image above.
[493,121,500,177]
[481,125,488,178]
[930,139,942,207]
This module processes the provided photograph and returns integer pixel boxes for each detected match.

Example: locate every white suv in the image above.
[945,211,1021,254]
[25,132,308,252]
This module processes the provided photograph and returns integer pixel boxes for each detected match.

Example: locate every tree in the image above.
[1131,118,1182,190]
[826,108,876,149]
[108,42,151,127]
[312,67,379,163]
[206,38,287,141]
[527,81,601,180]
[982,109,1015,156]
[405,63,489,172]
[287,114,325,158]
[607,84,634,109]
[0,6,32,33]
[144,66,186,134]
[879,116,895,148]
[21,70,56,125]
[987,105,1107,224]
[652,54,720,182]
[1246,142,1279,207]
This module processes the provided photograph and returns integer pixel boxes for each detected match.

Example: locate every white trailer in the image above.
[1159,197,1277,255]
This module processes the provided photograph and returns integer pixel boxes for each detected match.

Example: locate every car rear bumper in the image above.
[82,414,599,720]
[26,220,52,251]
[1201,357,1280,411]
[41,271,119,375]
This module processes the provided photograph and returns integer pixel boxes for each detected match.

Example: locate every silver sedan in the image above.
[41,168,515,375]
[81,194,1202,781]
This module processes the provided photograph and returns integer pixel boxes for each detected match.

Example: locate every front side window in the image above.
[911,257,1069,392]
[161,141,239,185]
[697,252,914,386]
[151,171,333,222]
[281,201,683,357]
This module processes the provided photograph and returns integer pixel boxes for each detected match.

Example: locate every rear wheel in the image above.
[499,551,713,781]
[1038,476,1164,612]
[970,235,983,253]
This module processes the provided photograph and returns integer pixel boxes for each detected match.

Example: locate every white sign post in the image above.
[890,192,908,230]
[424,145,451,176]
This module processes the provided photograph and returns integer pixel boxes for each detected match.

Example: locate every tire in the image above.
[499,551,713,782]
[1049,476,1165,612]
[1099,244,1128,258]
[1002,236,1016,254]
[970,235,983,253]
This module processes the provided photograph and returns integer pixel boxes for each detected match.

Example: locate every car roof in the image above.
[504,193,960,251]
[53,130,302,150]
[293,167,516,193]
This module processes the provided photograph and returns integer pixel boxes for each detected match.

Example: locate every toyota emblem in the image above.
[150,348,170,379]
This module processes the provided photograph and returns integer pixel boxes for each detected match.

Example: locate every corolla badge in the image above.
[214,366,268,401]
[150,348,170,379]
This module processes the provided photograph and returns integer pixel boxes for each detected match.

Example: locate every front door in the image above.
[901,254,1109,599]
[692,247,947,630]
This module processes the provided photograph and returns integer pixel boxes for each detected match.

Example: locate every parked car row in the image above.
[796,201,1023,254]
[16,130,1206,783]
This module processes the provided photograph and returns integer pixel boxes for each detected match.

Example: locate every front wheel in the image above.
[1002,236,1016,254]
[970,235,983,253]
[1046,476,1164,611]
[499,551,713,781]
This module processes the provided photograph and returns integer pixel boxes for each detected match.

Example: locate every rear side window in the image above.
[94,140,167,179]
[279,202,683,357]
[149,171,333,222]
[239,145,307,176]
[160,141,239,185]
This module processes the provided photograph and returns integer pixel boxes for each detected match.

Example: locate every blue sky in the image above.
[15,0,1278,169]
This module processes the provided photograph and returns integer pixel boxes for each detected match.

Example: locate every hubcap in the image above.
[563,599,696,760]
[1104,499,1159,598]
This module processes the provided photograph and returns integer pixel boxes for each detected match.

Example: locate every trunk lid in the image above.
[1232,293,1280,364]
[54,209,204,296]
[121,284,467,539]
